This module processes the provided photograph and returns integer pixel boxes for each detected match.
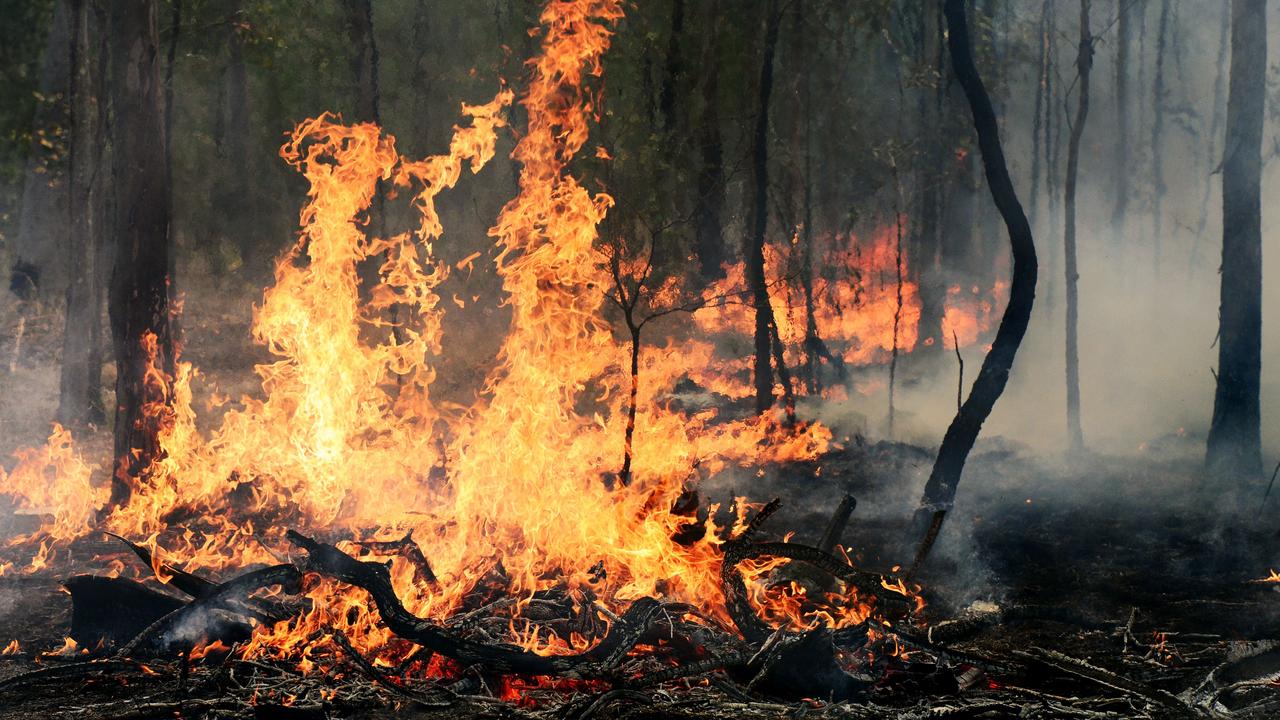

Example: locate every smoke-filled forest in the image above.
[0,0,1278,718]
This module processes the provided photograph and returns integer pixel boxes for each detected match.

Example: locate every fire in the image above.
[690,224,1004,396]
[1,639,18,655]
[0,0,925,685]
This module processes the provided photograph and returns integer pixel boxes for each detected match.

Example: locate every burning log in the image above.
[352,530,438,586]
[117,564,302,657]
[817,493,856,554]
[284,530,673,678]
[64,575,185,647]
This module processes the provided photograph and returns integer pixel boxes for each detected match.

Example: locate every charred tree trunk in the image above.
[911,0,1038,574]
[107,0,174,509]
[1063,0,1091,454]
[694,0,725,281]
[1206,0,1266,480]
[57,0,106,427]
[11,0,73,300]
[1111,0,1130,241]
[747,0,783,415]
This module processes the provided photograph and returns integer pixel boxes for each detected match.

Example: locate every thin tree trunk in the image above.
[107,0,174,509]
[911,0,1039,574]
[694,0,725,281]
[915,2,947,354]
[58,0,105,427]
[747,0,783,415]
[163,0,180,290]
[1189,3,1231,279]
[658,0,684,134]
[1111,0,1130,240]
[1063,0,1091,454]
[1206,0,1265,480]
[1029,0,1049,231]
[217,0,253,275]
[1150,0,1170,276]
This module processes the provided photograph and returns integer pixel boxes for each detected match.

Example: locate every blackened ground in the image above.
[2,441,1278,718]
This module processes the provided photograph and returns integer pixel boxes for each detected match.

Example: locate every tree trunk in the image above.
[1063,0,1091,454]
[1189,3,1231,278]
[1110,0,1130,240]
[913,2,947,354]
[11,0,74,301]
[57,0,107,428]
[1206,0,1266,480]
[746,0,782,415]
[1028,0,1049,230]
[911,0,1039,574]
[217,0,254,275]
[658,0,684,134]
[163,0,180,292]
[107,0,173,509]
[1150,0,1170,276]
[694,0,725,281]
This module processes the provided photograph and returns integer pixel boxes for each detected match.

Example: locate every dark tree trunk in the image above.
[163,0,180,291]
[58,0,107,428]
[1063,0,1091,454]
[911,0,1039,574]
[1206,0,1266,480]
[913,2,947,354]
[107,0,174,508]
[747,0,783,415]
[694,0,725,281]
[1028,0,1049,230]
[1190,3,1231,278]
[1150,0,1170,275]
[11,0,74,301]
[1111,0,1130,240]
[658,0,684,134]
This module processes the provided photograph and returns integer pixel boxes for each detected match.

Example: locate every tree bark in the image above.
[108,0,174,509]
[1063,0,1091,454]
[910,0,1039,574]
[746,0,783,415]
[57,0,107,428]
[1206,0,1266,480]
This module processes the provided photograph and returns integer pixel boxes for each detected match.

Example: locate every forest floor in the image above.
[2,278,1280,718]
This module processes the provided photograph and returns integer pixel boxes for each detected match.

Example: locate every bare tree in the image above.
[745,0,792,417]
[910,0,1039,574]
[1063,0,1092,453]
[1110,0,1131,240]
[1206,0,1266,480]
